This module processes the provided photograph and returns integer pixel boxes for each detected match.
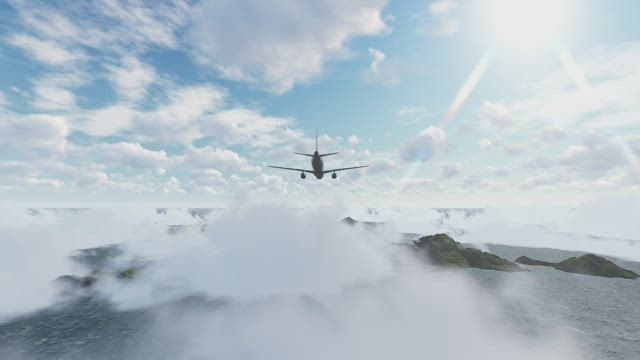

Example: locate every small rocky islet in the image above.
[515,254,638,279]
[55,219,636,292]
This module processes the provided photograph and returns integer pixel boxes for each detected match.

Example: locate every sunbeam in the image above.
[443,48,495,124]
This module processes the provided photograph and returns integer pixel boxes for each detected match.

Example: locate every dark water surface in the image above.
[1,245,638,360]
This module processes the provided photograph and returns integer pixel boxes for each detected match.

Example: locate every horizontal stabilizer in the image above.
[319,152,339,157]
[294,152,314,157]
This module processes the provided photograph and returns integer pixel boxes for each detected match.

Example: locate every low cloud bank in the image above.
[353,194,640,261]
[0,205,587,359]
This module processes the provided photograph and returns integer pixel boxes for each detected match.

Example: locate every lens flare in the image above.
[558,45,590,92]
[616,138,640,180]
[444,48,495,124]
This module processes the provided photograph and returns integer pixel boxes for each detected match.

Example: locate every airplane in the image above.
[268,131,368,179]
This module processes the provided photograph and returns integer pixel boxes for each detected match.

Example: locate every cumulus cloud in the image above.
[399,126,446,162]
[201,108,295,148]
[106,56,156,103]
[527,133,639,179]
[348,135,360,146]
[479,139,494,149]
[0,114,68,159]
[33,85,76,110]
[75,84,225,141]
[440,162,462,178]
[368,47,386,74]
[504,141,530,155]
[522,134,640,191]
[10,0,192,52]
[420,0,459,37]
[84,142,170,169]
[429,0,458,14]
[503,42,640,131]
[422,18,459,37]
[478,101,514,128]
[364,47,399,85]
[190,0,389,93]
[8,204,640,359]
[396,105,431,124]
[132,85,226,143]
[383,177,442,193]
[488,166,511,177]
[367,157,400,175]
[7,33,83,66]
[183,145,260,175]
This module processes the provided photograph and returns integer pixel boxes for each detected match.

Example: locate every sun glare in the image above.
[488,0,569,48]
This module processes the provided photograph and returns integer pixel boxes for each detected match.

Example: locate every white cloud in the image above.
[440,162,462,178]
[528,133,637,178]
[367,157,400,175]
[106,56,156,103]
[399,126,446,162]
[504,141,530,155]
[383,177,442,193]
[396,105,431,124]
[0,114,68,159]
[369,47,385,74]
[7,33,82,66]
[33,85,76,110]
[506,42,640,131]
[85,142,170,169]
[364,47,399,85]
[201,108,295,148]
[348,135,360,146]
[190,0,389,93]
[134,85,225,143]
[183,146,260,174]
[187,169,228,193]
[11,1,192,52]
[421,1,460,38]
[462,174,496,190]
[487,166,511,177]
[73,84,225,141]
[74,105,136,138]
[479,139,494,149]
[429,0,458,15]
[423,18,459,37]
[478,101,514,128]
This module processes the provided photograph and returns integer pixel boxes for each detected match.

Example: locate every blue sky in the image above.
[1,0,639,206]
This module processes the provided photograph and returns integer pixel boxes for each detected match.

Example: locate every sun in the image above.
[488,0,570,48]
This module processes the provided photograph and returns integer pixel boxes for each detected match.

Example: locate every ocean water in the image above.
[1,207,639,360]
[0,244,637,360]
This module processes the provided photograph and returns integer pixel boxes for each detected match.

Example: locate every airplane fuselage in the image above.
[312,151,324,179]
[267,130,368,179]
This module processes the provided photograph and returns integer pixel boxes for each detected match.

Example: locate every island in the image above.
[413,233,522,272]
[515,254,638,279]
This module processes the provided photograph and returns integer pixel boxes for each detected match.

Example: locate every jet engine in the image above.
[301,172,306,179]
[332,172,337,179]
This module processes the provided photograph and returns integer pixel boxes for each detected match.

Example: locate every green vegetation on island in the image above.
[515,254,638,279]
[413,233,522,272]
[54,244,147,292]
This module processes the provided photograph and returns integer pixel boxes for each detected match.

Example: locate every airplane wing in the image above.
[323,165,368,173]
[268,165,314,173]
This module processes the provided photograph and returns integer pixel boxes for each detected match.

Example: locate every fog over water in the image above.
[1,197,639,359]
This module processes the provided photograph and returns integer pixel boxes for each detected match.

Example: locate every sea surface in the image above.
[1,244,638,360]
[1,207,639,360]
